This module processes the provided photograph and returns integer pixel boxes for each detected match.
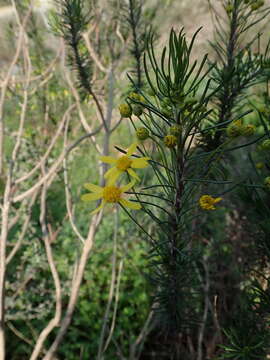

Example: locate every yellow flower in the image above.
[199,195,222,211]
[100,143,150,183]
[81,179,141,214]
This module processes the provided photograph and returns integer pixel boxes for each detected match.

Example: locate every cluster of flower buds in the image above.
[226,119,256,138]
[118,92,145,118]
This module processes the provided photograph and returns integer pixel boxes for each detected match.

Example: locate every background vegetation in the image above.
[1,0,270,359]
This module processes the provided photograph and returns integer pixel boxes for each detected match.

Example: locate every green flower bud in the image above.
[133,105,143,117]
[264,176,270,190]
[163,135,177,148]
[226,120,243,138]
[169,125,182,136]
[256,162,264,169]
[136,127,149,141]
[129,92,144,102]
[119,103,132,118]
[241,124,256,137]
[261,139,270,150]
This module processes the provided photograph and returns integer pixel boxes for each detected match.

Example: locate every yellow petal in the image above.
[104,167,117,178]
[81,192,103,202]
[84,183,103,192]
[127,168,140,181]
[90,200,105,214]
[126,142,138,157]
[121,179,136,192]
[105,168,122,185]
[213,197,222,203]
[131,158,150,169]
[100,156,117,164]
[120,198,141,210]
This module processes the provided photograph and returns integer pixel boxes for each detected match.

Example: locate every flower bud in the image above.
[136,127,149,141]
[241,124,256,137]
[163,135,177,148]
[226,120,242,138]
[129,92,144,102]
[119,103,132,118]
[261,139,270,150]
[264,176,270,190]
[133,105,143,117]
[256,162,264,169]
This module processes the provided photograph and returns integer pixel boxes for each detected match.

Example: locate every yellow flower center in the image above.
[103,186,122,203]
[116,156,132,171]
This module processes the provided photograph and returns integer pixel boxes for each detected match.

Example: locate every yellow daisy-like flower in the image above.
[199,195,222,211]
[100,143,150,183]
[81,179,141,214]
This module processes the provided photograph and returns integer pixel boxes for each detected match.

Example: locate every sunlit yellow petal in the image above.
[119,198,141,210]
[90,200,105,214]
[121,179,136,192]
[104,167,118,178]
[81,192,103,202]
[126,142,138,157]
[127,168,140,181]
[100,156,117,164]
[131,158,150,169]
[84,183,103,192]
[213,197,222,203]
[105,168,122,185]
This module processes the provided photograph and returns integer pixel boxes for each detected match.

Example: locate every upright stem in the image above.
[212,1,239,147]
[167,145,185,331]
[128,0,143,89]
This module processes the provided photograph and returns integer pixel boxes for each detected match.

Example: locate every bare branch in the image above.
[30,166,62,360]
[63,116,85,244]
[42,211,103,360]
